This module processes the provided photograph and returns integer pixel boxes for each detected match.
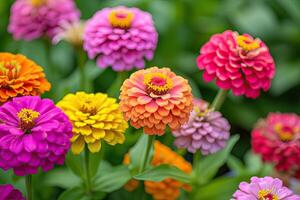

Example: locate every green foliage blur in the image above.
[1,0,300,199]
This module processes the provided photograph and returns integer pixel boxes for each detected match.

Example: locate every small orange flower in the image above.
[124,141,192,200]
[119,67,193,135]
[0,53,51,103]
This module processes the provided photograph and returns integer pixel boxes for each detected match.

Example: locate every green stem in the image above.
[107,71,128,98]
[25,175,33,200]
[211,89,228,111]
[192,151,201,186]
[139,135,155,173]
[84,147,92,194]
[77,48,86,91]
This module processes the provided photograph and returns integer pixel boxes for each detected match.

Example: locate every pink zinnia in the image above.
[172,99,230,155]
[0,184,25,200]
[252,113,300,177]
[197,30,275,98]
[232,176,300,200]
[8,0,80,41]
[0,96,72,176]
[83,6,158,71]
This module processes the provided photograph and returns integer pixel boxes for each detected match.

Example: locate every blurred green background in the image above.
[1,0,300,199]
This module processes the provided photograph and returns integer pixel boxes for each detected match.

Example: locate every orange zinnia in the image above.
[0,53,51,103]
[124,141,192,200]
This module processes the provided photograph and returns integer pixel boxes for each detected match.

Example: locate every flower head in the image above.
[0,184,25,200]
[197,30,275,98]
[120,67,193,135]
[57,92,128,154]
[124,141,192,200]
[0,53,51,103]
[172,99,230,155]
[232,176,300,200]
[8,0,80,41]
[83,6,158,71]
[0,96,72,176]
[252,113,300,176]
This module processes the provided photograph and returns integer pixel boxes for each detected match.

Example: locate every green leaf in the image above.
[134,164,191,184]
[89,151,103,178]
[227,155,245,176]
[195,135,240,184]
[244,151,264,174]
[94,165,132,193]
[43,168,81,189]
[58,186,86,200]
[66,152,85,179]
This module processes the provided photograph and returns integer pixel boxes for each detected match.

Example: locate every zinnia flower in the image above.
[83,6,158,71]
[57,92,128,154]
[124,141,192,200]
[232,176,300,200]
[8,0,80,41]
[172,99,230,155]
[0,96,72,176]
[119,67,193,135]
[197,30,275,98]
[0,184,25,200]
[0,53,51,103]
[252,113,300,177]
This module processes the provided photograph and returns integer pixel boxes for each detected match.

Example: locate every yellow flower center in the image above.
[144,72,173,95]
[80,98,98,115]
[258,190,278,200]
[108,9,134,29]
[274,123,298,142]
[194,106,210,117]
[0,60,21,80]
[30,0,46,7]
[18,108,40,133]
[236,35,260,51]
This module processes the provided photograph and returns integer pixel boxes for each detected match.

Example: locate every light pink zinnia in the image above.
[0,96,72,176]
[83,6,158,71]
[172,99,230,155]
[232,176,300,200]
[8,0,80,41]
[197,30,275,98]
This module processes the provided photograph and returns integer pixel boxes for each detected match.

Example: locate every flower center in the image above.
[108,9,134,29]
[236,35,260,51]
[144,72,173,95]
[258,190,278,200]
[80,99,98,115]
[274,123,298,142]
[0,60,21,80]
[30,0,46,7]
[18,108,40,133]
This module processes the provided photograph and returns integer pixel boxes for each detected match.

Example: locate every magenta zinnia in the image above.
[197,30,275,98]
[232,176,300,200]
[83,6,158,71]
[0,96,72,176]
[8,0,80,41]
[0,184,25,200]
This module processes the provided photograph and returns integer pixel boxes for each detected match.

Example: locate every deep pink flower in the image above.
[232,176,300,200]
[0,96,72,176]
[172,99,230,155]
[83,6,158,71]
[0,184,25,200]
[8,0,80,41]
[252,113,300,177]
[197,30,275,98]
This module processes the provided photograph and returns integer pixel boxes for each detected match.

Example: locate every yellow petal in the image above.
[71,136,85,154]
[92,129,106,139]
[79,126,92,135]
[88,141,101,153]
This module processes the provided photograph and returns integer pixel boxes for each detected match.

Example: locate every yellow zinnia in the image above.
[57,92,128,154]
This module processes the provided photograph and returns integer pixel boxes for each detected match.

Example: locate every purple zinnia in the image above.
[83,6,158,71]
[0,184,25,200]
[8,0,80,41]
[172,99,230,155]
[232,176,300,200]
[0,96,72,176]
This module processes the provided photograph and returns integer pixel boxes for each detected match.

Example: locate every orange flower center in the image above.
[274,123,299,142]
[144,72,173,95]
[236,35,260,51]
[0,60,21,80]
[18,108,40,133]
[108,9,134,29]
[30,0,46,7]
[258,190,278,200]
